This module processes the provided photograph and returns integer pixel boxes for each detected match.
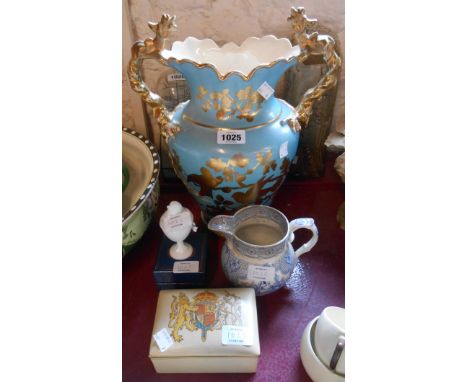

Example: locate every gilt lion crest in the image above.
[168,291,243,342]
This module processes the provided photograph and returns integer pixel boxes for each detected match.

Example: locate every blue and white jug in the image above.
[208,205,319,296]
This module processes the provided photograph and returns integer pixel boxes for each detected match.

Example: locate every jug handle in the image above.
[287,7,342,129]
[289,218,319,258]
[127,14,180,141]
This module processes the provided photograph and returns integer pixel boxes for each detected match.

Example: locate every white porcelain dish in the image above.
[300,317,345,382]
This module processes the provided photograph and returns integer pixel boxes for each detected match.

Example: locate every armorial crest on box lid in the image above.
[168,290,243,343]
[149,288,260,373]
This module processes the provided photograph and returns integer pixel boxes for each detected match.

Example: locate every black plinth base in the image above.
[153,232,208,289]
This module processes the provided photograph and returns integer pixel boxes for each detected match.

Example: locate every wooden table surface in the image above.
[123,155,345,382]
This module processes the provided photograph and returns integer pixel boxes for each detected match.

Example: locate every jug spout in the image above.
[207,215,234,238]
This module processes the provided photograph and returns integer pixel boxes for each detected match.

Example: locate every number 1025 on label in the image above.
[217,130,246,144]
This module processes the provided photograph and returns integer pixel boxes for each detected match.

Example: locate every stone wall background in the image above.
[123,0,344,141]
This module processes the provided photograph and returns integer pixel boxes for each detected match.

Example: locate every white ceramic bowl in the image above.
[300,316,345,382]
[315,306,345,375]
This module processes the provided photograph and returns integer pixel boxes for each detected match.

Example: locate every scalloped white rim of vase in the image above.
[161,35,300,76]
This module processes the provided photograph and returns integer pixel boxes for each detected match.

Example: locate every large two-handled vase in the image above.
[128,7,341,221]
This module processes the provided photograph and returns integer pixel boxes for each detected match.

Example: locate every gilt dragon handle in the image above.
[127,14,180,140]
[288,7,342,129]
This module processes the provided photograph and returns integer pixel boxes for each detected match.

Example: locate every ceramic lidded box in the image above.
[149,288,260,373]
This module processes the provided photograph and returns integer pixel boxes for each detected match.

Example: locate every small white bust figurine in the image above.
[159,201,198,260]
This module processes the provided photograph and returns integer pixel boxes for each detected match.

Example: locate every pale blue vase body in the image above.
[166,58,300,221]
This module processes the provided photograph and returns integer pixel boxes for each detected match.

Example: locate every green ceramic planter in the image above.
[122,128,160,257]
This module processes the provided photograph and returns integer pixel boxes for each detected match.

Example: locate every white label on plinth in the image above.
[173,261,199,273]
